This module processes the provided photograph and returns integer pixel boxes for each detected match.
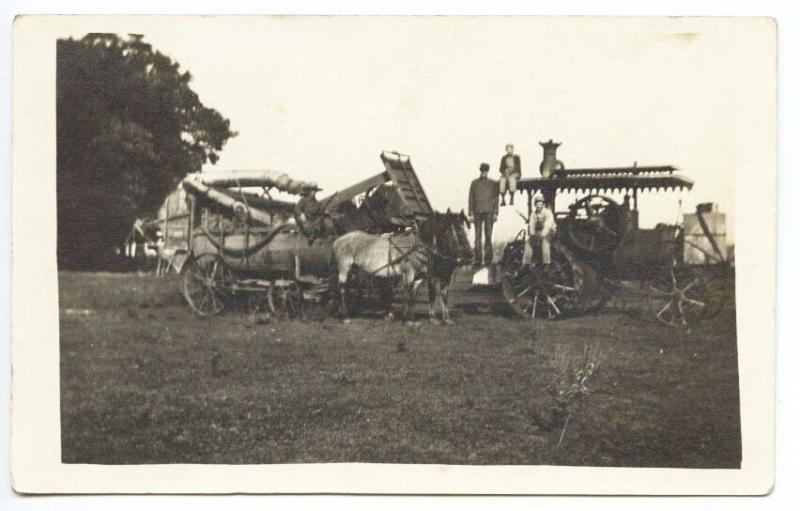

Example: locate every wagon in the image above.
[500,141,731,327]
[178,151,433,317]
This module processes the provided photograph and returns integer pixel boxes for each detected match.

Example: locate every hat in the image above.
[301,183,320,192]
[479,163,490,172]
[533,192,545,203]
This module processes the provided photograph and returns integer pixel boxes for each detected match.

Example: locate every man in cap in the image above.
[523,193,556,267]
[468,163,499,268]
[294,184,330,237]
[498,143,522,206]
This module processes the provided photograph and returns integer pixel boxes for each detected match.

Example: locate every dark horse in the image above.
[332,210,472,323]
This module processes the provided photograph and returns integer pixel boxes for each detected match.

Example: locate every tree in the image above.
[56,33,236,269]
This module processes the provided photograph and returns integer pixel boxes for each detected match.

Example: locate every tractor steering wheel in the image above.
[566,195,623,254]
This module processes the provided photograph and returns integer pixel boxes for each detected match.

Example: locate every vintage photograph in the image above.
[52,17,745,469]
[10,15,777,494]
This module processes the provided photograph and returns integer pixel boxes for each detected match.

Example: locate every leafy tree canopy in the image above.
[57,33,236,269]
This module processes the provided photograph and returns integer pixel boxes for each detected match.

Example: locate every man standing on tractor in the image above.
[499,143,522,206]
[523,193,556,267]
[468,163,499,269]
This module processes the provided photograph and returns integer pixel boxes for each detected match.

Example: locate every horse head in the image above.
[458,208,471,229]
[451,210,474,264]
[423,210,473,265]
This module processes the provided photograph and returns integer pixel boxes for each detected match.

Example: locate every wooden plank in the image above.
[408,172,433,213]
[381,151,434,214]
[393,166,428,213]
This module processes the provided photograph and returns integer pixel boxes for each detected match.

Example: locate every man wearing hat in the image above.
[294,184,330,237]
[468,163,499,268]
[523,193,556,267]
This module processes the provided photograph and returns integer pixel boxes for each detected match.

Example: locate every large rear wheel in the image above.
[181,253,234,316]
[502,241,585,319]
[646,266,728,327]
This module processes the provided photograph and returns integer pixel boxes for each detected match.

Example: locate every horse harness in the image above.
[363,220,459,278]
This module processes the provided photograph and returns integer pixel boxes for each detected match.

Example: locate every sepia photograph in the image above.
[10,14,776,494]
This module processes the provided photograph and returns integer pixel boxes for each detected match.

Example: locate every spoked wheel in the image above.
[267,281,304,320]
[646,266,728,327]
[502,241,583,320]
[181,253,234,316]
[566,195,623,255]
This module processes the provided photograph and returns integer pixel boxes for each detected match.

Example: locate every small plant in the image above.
[542,343,607,446]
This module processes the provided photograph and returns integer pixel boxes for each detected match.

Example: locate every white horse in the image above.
[332,211,472,323]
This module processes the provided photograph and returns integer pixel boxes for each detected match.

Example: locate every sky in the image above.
[66,16,773,243]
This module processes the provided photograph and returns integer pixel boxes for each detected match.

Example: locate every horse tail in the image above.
[332,231,366,284]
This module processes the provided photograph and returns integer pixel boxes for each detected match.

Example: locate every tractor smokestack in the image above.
[539,139,564,178]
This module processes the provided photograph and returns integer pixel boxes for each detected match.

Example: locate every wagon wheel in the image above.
[646,266,727,327]
[303,279,339,318]
[501,241,582,320]
[566,195,623,254]
[267,281,304,320]
[181,254,234,316]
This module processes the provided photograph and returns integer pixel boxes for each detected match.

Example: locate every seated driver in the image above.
[522,193,556,267]
[294,184,332,237]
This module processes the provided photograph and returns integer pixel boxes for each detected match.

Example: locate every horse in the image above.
[332,210,472,324]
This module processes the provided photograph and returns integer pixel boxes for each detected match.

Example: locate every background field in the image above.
[59,271,741,467]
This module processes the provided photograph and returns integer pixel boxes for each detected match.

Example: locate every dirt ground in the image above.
[59,270,741,467]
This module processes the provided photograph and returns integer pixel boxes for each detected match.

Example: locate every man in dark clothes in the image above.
[498,143,522,206]
[468,163,499,268]
[294,184,331,237]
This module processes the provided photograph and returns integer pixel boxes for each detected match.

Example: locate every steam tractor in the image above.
[501,140,730,327]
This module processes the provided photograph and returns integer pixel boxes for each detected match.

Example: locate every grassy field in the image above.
[59,271,741,467]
